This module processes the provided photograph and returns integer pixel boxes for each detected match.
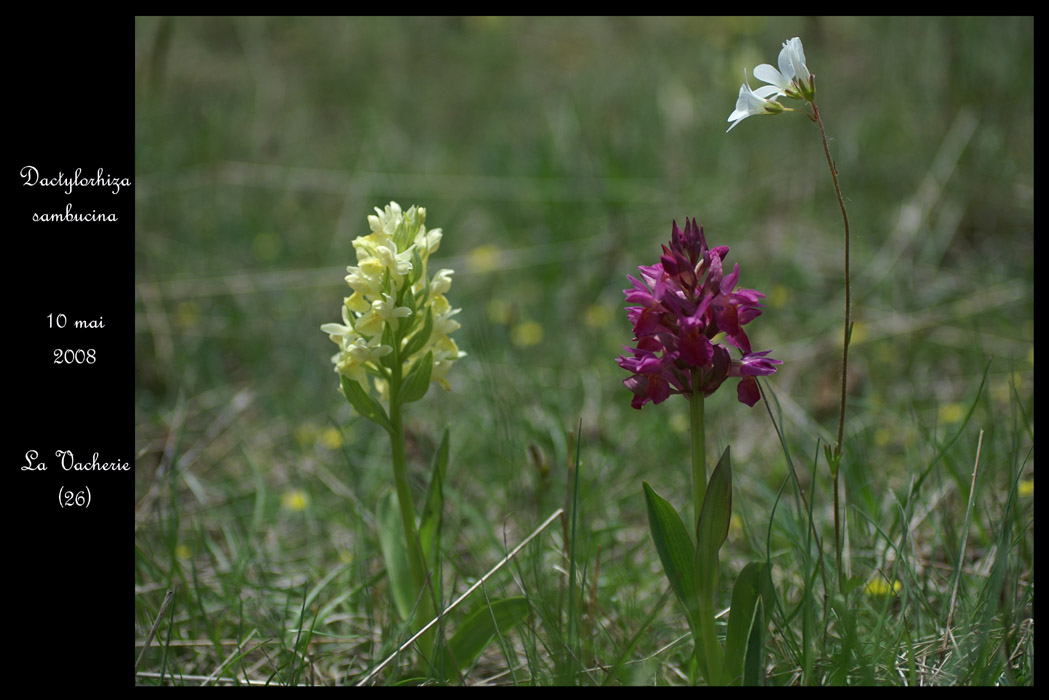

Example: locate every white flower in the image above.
[753,37,813,101]
[367,201,403,237]
[429,268,455,296]
[374,241,414,278]
[334,335,393,385]
[726,70,784,132]
[781,37,813,97]
[320,303,357,341]
[355,293,413,336]
[345,264,383,300]
[414,227,443,259]
[425,334,467,390]
[321,306,393,385]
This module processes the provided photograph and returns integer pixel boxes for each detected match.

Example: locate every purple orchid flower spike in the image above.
[619,219,781,409]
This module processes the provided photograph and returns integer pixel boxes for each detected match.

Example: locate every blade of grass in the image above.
[940,429,983,655]
[911,360,990,500]
[158,584,180,685]
[202,629,259,686]
[601,586,674,686]
[566,418,583,676]
[136,586,178,675]
[356,507,564,685]
[968,449,1028,684]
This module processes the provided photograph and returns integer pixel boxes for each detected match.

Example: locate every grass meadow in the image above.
[133,16,1033,685]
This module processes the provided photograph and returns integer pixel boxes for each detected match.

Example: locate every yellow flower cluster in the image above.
[322,202,465,403]
[864,577,902,597]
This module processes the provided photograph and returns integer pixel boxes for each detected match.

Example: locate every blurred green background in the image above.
[134,16,1033,683]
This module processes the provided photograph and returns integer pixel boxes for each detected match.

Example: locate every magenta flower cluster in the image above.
[618,219,781,410]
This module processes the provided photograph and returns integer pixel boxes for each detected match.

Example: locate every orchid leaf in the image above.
[419,427,449,573]
[398,351,433,405]
[742,596,767,686]
[401,308,433,360]
[341,375,393,434]
[376,490,414,623]
[723,561,772,685]
[643,482,701,634]
[438,597,530,680]
[695,447,732,601]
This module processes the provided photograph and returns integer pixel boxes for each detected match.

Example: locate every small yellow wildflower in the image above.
[511,321,544,347]
[729,513,743,536]
[321,427,344,450]
[767,283,789,309]
[174,301,200,329]
[294,423,318,448]
[467,244,501,275]
[1018,479,1033,498]
[938,402,965,425]
[487,299,512,325]
[282,489,309,512]
[874,427,893,447]
[584,303,612,329]
[864,578,901,597]
[849,321,868,345]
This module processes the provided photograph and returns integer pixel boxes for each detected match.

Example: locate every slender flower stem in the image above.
[390,404,425,592]
[811,103,851,455]
[812,101,850,588]
[688,378,722,684]
[690,376,707,530]
[388,342,436,660]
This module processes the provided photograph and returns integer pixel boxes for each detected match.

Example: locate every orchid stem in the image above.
[388,343,436,662]
[689,378,723,684]
[690,376,707,530]
[812,100,850,590]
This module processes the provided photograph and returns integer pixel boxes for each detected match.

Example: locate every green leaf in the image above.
[840,574,867,596]
[695,447,732,601]
[397,351,433,405]
[408,245,425,286]
[722,561,772,685]
[642,482,700,633]
[401,308,433,360]
[376,491,414,623]
[824,443,842,479]
[438,597,530,680]
[341,375,393,433]
[742,597,766,686]
[419,428,449,573]
[380,323,397,369]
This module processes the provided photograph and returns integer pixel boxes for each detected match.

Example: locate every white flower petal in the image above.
[783,37,813,95]
[753,63,789,91]
[320,322,353,336]
[784,38,808,78]
[752,84,781,99]
[726,71,782,131]
[777,48,793,82]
